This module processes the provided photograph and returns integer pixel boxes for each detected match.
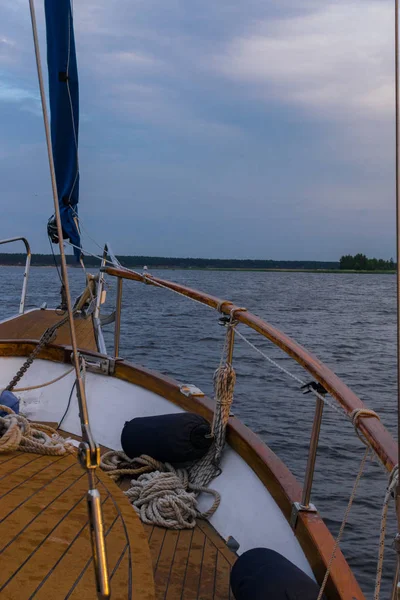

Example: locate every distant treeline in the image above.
[0,252,395,271]
[339,254,395,271]
[0,253,340,270]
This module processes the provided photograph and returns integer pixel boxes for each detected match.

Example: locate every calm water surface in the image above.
[0,266,397,596]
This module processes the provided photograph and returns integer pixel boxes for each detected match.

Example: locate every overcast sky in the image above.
[0,0,396,260]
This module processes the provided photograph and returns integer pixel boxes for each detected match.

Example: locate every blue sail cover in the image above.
[44,0,81,259]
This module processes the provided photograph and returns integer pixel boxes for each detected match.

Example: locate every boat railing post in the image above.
[94,244,108,321]
[301,394,324,508]
[93,244,108,354]
[392,560,400,600]
[226,326,235,365]
[290,387,324,529]
[219,313,236,365]
[114,277,123,357]
[0,237,31,314]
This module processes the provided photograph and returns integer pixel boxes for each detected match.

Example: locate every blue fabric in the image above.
[0,391,20,417]
[45,0,81,260]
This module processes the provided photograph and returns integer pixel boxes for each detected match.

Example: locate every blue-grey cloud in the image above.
[0,0,396,260]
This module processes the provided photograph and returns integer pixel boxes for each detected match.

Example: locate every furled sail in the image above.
[44,0,81,259]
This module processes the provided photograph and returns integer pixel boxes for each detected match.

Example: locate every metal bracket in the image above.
[78,440,101,470]
[393,533,400,553]
[180,384,205,397]
[301,381,327,396]
[290,501,317,529]
[76,353,115,376]
[100,311,116,326]
[226,536,240,552]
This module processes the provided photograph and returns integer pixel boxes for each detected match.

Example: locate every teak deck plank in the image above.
[198,536,218,599]
[0,450,155,600]
[0,438,235,599]
[153,529,180,599]
[181,526,206,599]
[0,309,98,352]
[141,513,237,599]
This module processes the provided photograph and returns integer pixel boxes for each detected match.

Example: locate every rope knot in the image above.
[350,408,380,448]
[389,464,399,490]
[217,300,233,314]
[229,306,247,322]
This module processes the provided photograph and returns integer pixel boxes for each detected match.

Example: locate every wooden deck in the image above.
[141,521,236,600]
[0,419,236,600]
[56,429,237,600]
[115,477,236,599]
[0,309,98,352]
[0,450,155,600]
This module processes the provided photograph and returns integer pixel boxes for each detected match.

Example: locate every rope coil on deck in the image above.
[101,453,221,529]
[101,451,160,480]
[0,405,75,456]
[124,457,221,529]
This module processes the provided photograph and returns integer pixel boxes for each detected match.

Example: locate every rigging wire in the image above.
[57,379,76,430]
[48,234,64,285]
[396,0,400,544]
[28,0,109,595]
[69,205,106,253]
[233,328,344,416]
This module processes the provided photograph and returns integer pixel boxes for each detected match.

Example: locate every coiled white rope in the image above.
[102,453,221,529]
[124,458,221,529]
[0,404,75,456]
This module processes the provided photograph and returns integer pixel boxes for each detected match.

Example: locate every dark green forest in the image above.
[0,252,396,271]
[0,253,339,270]
[339,254,395,271]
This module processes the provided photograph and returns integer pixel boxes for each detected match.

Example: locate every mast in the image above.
[396,0,400,595]
[28,1,109,597]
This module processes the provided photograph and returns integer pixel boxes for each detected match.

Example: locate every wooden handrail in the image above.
[104,265,397,472]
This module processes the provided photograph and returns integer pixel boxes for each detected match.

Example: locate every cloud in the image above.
[0,80,39,106]
[0,0,397,258]
[0,36,15,48]
[215,0,393,121]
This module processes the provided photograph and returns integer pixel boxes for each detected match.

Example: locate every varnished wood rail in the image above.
[103,265,397,473]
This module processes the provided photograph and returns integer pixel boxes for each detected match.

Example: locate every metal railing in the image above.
[93,243,121,355]
[0,237,31,314]
[100,264,397,517]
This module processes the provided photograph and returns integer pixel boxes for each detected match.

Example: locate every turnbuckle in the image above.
[78,423,110,599]
[87,488,110,599]
[78,423,101,470]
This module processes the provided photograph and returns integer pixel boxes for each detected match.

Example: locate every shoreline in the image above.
[0,264,395,274]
